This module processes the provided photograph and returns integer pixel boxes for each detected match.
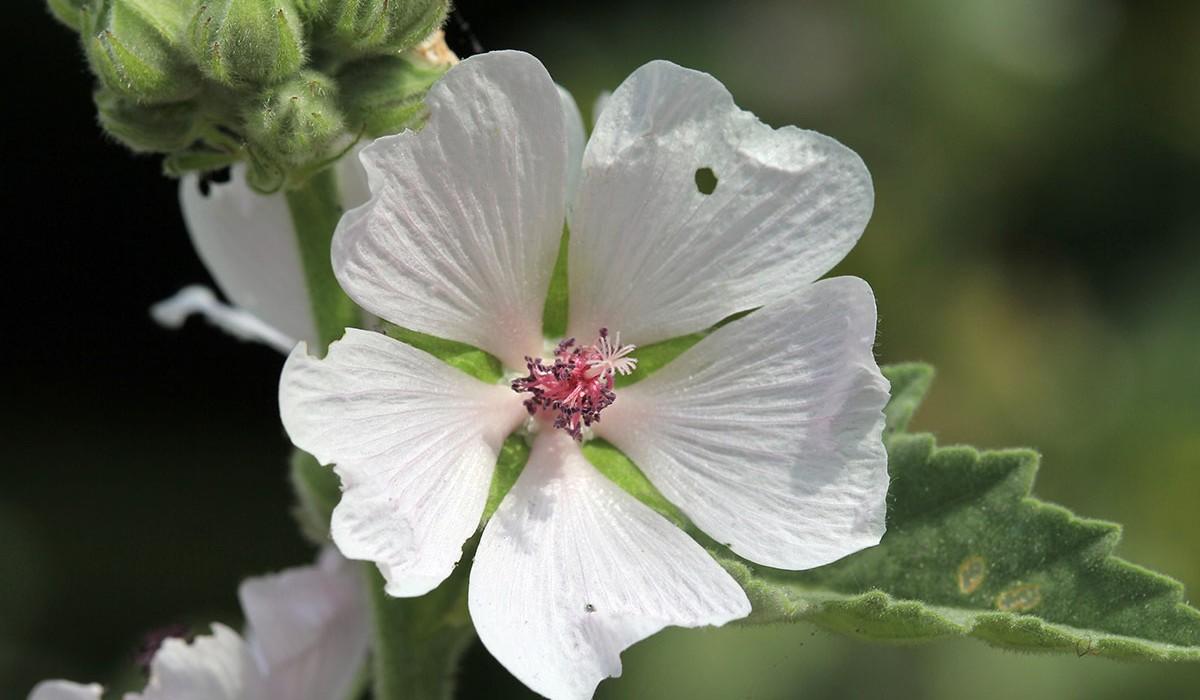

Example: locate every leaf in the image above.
[719,365,1200,662]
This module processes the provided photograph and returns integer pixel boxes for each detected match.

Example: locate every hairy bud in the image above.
[47,0,89,32]
[338,56,444,137]
[323,0,449,56]
[84,0,199,104]
[244,70,345,168]
[189,0,306,87]
[94,89,199,153]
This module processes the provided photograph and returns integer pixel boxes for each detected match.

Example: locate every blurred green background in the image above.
[3,0,1198,697]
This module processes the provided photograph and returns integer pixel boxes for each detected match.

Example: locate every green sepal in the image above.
[718,364,1200,662]
[189,0,306,87]
[84,0,199,104]
[289,448,341,543]
[244,70,345,168]
[319,0,449,57]
[383,324,503,384]
[338,55,445,137]
[47,0,88,32]
[94,88,198,152]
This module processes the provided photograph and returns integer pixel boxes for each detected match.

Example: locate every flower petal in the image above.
[568,61,874,345]
[179,165,318,347]
[27,681,103,700]
[280,329,525,596]
[129,624,266,700]
[239,549,369,700]
[596,277,890,570]
[333,51,570,368]
[150,285,296,353]
[558,85,586,208]
[470,431,750,700]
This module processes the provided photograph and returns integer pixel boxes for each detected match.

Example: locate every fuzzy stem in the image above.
[284,167,360,349]
[284,167,475,700]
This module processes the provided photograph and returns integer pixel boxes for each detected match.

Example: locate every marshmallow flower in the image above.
[28,549,368,700]
[280,51,889,699]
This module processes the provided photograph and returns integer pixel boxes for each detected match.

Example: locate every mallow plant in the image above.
[37,2,1200,699]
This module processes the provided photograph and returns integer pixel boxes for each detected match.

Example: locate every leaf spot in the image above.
[995,583,1042,612]
[957,555,988,594]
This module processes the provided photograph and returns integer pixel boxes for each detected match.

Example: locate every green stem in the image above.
[283,166,476,700]
[364,558,477,700]
[284,167,361,349]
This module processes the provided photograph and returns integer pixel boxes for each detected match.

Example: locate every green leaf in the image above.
[720,365,1200,662]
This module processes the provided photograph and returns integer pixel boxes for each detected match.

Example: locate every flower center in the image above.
[511,328,638,440]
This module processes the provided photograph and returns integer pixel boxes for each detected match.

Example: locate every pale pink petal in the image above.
[470,431,750,700]
[597,277,889,570]
[27,681,103,700]
[239,549,368,700]
[568,61,873,346]
[127,624,266,700]
[333,51,570,368]
[280,329,525,596]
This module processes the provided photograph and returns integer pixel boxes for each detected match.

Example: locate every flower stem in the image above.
[363,558,477,700]
[284,166,476,700]
[284,167,360,349]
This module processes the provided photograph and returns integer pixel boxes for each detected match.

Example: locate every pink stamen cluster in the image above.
[512,328,638,440]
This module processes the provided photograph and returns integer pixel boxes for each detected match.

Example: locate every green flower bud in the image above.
[47,0,88,32]
[94,88,199,153]
[338,55,444,137]
[84,0,199,104]
[323,0,449,56]
[292,0,330,21]
[244,70,345,167]
[189,0,306,87]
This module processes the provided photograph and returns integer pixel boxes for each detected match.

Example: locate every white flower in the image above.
[279,51,889,699]
[151,153,372,352]
[28,549,368,700]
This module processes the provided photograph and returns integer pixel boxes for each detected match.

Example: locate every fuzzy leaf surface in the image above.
[720,364,1200,661]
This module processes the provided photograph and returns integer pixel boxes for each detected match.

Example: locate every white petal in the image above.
[568,61,874,345]
[596,277,890,570]
[150,285,296,354]
[179,166,318,347]
[470,430,750,700]
[558,85,586,209]
[332,51,570,369]
[280,329,525,596]
[590,90,611,130]
[239,549,368,700]
[27,681,103,700]
[128,624,266,700]
[335,143,372,212]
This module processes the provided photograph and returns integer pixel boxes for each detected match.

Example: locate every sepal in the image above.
[188,0,306,87]
[321,0,449,56]
[83,0,199,103]
[94,88,198,152]
[47,0,88,31]
[338,56,445,137]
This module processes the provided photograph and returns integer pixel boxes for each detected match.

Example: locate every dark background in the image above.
[4,0,1199,697]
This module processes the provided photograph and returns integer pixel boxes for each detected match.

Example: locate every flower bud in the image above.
[243,70,345,167]
[84,0,199,104]
[47,0,88,32]
[338,56,444,137]
[323,0,449,56]
[94,89,199,153]
[189,0,306,87]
